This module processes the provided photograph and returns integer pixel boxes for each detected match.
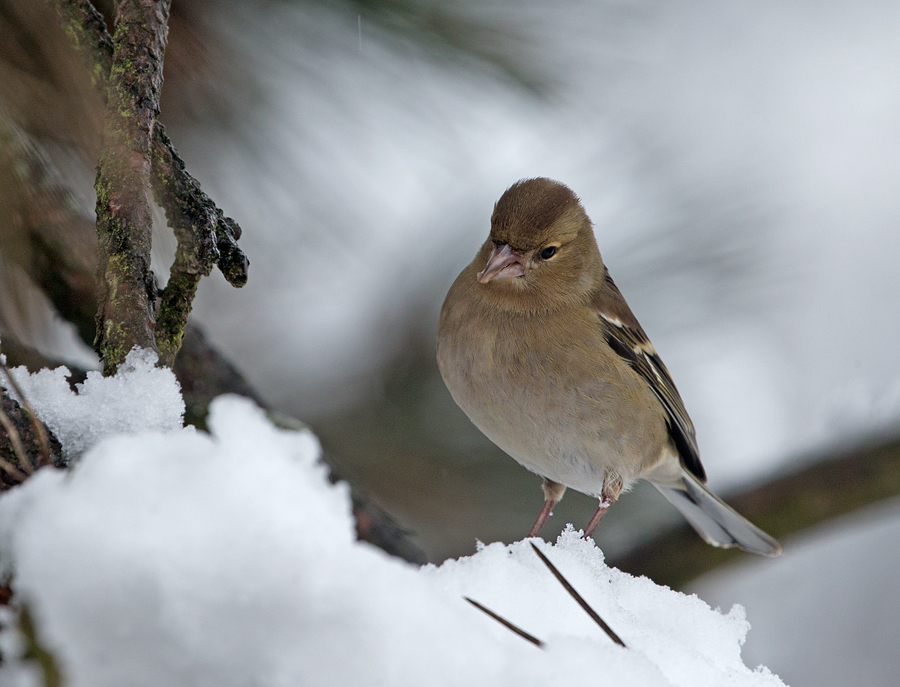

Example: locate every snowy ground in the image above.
[0,352,785,687]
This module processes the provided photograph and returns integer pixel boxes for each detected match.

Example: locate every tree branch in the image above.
[92,0,171,372]
[612,434,900,588]
[150,123,246,366]
[50,0,249,370]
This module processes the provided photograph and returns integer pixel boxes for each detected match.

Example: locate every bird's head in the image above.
[475,178,603,311]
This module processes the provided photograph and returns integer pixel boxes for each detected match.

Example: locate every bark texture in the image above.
[52,0,249,372]
[151,124,247,366]
[93,0,171,372]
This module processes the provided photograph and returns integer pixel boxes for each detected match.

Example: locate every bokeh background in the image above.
[3,1,900,685]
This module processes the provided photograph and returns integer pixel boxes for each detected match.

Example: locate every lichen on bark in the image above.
[53,0,248,374]
[92,0,171,374]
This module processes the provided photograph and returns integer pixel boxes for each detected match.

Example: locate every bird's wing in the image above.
[590,270,706,482]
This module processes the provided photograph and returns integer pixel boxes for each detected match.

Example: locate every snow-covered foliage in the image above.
[0,356,785,686]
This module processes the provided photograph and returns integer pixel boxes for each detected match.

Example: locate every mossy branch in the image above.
[50,0,249,372]
[91,0,171,372]
[150,124,247,366]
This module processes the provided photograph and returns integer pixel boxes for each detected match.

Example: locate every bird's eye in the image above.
[539,245,558,260]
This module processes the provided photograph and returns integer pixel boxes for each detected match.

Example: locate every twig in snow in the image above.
[530,542,626,648]
[463,597,544,648]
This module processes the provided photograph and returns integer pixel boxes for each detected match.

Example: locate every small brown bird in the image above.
[437,178,782,556]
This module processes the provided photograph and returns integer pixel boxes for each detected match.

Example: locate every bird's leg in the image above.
[528,479,566,538]
[528,501,556,538]
[582,502,611,539]
[582,476,623,539]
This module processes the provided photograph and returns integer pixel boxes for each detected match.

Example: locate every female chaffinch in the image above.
[437,178,782,556]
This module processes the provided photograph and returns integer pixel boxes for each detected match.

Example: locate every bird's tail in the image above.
[653,471,783,556]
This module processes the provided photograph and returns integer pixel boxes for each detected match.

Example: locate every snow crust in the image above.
[0,359,786,686]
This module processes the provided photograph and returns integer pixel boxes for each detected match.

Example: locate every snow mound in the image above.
[0,362,786,686]
[2,348,185,460]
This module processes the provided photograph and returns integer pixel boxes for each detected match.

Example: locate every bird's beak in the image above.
[477,244,525,283]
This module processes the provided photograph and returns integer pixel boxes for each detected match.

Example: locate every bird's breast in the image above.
[437,302,667,495]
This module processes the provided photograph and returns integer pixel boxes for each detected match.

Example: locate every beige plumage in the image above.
[437,178,782,556]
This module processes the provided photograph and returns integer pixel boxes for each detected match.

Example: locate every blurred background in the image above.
[3,0,900,684]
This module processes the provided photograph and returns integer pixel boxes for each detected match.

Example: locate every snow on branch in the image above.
[0,359,64,491]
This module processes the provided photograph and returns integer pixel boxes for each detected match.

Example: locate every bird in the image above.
[436,178,782,556]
